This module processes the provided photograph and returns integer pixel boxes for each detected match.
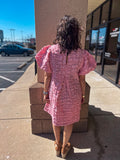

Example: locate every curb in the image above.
[17,62,27,69]
[27,57,33,63]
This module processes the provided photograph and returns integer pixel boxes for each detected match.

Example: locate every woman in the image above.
[35,15,96,158]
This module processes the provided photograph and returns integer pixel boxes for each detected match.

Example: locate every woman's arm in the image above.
[43,71,52,102]
[79,75,86,103]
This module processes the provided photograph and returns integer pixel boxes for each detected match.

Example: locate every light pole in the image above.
[13,29,15,42]
[9,29,15,42]
[21,30,23,43]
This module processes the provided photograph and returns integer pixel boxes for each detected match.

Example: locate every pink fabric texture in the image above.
[35,44,96,126]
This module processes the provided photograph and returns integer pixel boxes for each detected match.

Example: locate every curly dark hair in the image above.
[53,15,82,55]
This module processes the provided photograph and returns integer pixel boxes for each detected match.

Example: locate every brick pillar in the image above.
[29,82,90,133]
[29,0,89,134]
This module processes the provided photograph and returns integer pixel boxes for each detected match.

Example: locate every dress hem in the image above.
[51,118,80,126]
[44,105,80,126]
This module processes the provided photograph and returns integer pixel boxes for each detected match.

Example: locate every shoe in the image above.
[61,142,72,159]
[54,141,62,157]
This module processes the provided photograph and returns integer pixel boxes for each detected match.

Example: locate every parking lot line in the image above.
[0,62,22,64]
[0,88,6,91]
[0,71,24,73]
[0,76,15,83]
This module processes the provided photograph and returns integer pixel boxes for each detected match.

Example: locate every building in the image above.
[85,0,120,87]
[0,30,4,44]
[30,38,36,45]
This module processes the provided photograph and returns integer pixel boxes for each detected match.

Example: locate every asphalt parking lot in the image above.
[0,54,36,92]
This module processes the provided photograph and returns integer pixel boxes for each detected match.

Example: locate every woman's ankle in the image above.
[62,142,68,148]
[55,140,62,145]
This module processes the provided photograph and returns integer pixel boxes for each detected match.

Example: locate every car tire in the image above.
[1,52,6,56]
[23,52,28,57]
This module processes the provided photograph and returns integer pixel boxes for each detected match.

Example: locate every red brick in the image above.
[31,118,88,134]
[84,82,90,103]
[30,104,51,119]
[29,82,44,104]
[31,119,53,134]
[30,103,88,120]
[37,67,44,83]
[80,103,88,119]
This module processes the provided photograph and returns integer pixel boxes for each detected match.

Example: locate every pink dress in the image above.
[35,44,96,126]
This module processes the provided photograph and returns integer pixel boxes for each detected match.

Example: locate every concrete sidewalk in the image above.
[0,62,120,160]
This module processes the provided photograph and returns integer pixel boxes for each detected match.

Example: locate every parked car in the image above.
[0,44,34,56]
[14,42,25,47]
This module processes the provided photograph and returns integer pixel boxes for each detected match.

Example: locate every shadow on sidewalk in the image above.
[34,105,120,160]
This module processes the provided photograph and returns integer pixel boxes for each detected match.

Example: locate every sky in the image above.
[0,0,35,42]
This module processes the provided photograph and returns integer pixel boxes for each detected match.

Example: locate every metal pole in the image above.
[21,31,23,43]
[35,59,37,75]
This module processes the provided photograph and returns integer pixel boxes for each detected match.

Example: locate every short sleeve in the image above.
[35,45,52,73]
[78,50,97,75]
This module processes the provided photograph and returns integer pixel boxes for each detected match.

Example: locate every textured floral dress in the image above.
[35,44,96,126]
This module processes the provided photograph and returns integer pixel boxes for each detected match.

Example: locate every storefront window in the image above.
[104,20,120,84]
[85,0,120,87]
[118,27,120,42]
[101,1,110,24]
[111,0,120,19]
[86,14,92,31]
[85,31,90,50]
[90,29,98,54]
[96,27,107,73]
[117,27,120,54]
[104,60,118,83]
[117,29,120,86]
[91,30,98,44]
[105,20,120,59]
[98,27,107,48]
[92,8,100,28]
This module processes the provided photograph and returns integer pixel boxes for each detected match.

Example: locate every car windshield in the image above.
[1,45,8,48]
[0,44,24,49]
[15,44,23,48]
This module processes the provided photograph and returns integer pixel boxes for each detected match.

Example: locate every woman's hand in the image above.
[43,72,51,104]
[79,75,86,104]
[43,94,50,104]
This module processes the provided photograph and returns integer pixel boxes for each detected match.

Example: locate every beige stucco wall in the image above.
[34,0,88,82]
[34,0,88,52]
[88,0,106,14]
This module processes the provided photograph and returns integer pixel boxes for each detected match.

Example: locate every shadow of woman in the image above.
[35,105,120,160]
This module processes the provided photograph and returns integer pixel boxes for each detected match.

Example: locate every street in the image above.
[0,54,35,92]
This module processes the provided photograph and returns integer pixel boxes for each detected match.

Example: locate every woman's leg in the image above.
[63,124,73,146]
[52,123,61,144]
